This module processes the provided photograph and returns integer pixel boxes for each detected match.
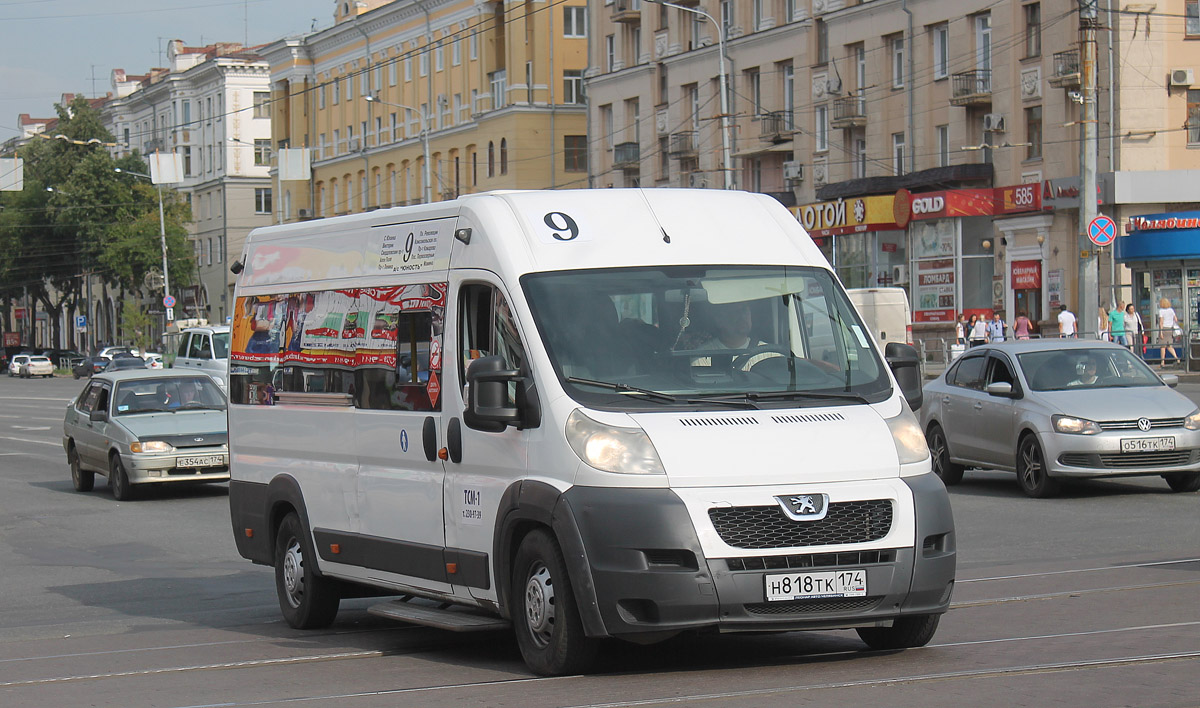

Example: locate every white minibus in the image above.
[227,189,955,675]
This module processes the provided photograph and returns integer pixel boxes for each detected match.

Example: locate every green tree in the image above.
[119,297,155,353]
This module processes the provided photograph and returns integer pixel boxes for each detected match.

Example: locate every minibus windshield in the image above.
[522,266,892,409]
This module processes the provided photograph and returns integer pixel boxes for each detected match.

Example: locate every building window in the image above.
[721,1,733,37]
[933,24,949,80]
[606,34,616,72]
[332,78,340,104]
[564,69,585,104]
[746,68,761,115]
[786,0,798,22]
[452,36,461,66]
[470,30,478,59]
[564,6,587,38]
[405,53,412,81]
[1188,89,1200,144]
[600,104,613,150]
[1189,1,1200,36]
[420,42,429,76]
[255,188,272,214]
[891,35,905,88]
[207,238,213,266]
[361,173,368,209]
[390,112,397,142]
[854,138,867,179]
[490,70,507,109]
[630,26,641,65]
[754,0,765,29]
[182,147,192,176]
[388,59,397,86]
[1025,105,1042,160]
[815,105,828,152]
[254,139,271,166]
[488,141,495,177]
[253,92,271,118]
[1024,3,1041,58]
[816,20,829,65]
[564,135,587,172]
[346,72,354,101]
[526,61,534,104]
[500,138,508,175]
[659,136,670,178]
[435,37,445,72]
[782,62,795,128]
[892,132,906,175]
[937,125,950,166]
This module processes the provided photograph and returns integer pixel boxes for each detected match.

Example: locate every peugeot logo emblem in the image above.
[775,493,830,521]
[1137,418,1152,432]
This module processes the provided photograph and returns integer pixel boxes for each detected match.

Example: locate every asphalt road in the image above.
[1,375,1198,707]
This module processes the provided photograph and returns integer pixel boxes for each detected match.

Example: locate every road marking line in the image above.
[0,397,72,402]
[0,435,60,447]
[959,557,1200,583]
[12,426,51,431]
[932,620,1200,648]
[951,579,1200,607]
[167,676,578,708]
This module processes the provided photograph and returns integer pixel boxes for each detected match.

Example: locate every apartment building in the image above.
[105,40,274,325]
[263,0,589,222]
[589,0,1200,339]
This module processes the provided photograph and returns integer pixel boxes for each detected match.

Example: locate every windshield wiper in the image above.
[710,390,870,404]
[565,377,679,403]
[681,393,760,409]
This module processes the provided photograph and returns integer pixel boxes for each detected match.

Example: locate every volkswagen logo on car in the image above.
[1137,418,1152,432]
[776,493,830,521]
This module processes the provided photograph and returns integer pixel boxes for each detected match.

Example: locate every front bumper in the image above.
[124,447,230,484]
[1041,428,1200,478]
[560,473,955,640]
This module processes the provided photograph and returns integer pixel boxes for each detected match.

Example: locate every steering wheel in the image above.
[731,345,794,373]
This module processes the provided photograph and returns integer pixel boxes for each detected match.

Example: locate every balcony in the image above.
[669,131,697,157]
[614,141,641,170]
[831,96,867,129]
[950,70,992,107]
[758,110,794,142]
[1049,50,1081,88]
[612,0,641,24]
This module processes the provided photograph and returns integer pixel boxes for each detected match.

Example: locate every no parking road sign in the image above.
[1087,215,1116,247]
[163,294,176,308]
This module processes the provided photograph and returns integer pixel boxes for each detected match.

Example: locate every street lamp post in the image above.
[114,168,171,322]
[646,0,733,190]
[365,94,433,204]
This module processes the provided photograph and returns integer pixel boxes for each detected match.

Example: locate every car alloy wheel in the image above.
[1017,434,1060,498]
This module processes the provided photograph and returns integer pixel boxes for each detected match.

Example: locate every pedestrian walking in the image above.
[955,314,968,345]
[1057,304,1077,337]
[1157,297,1181,367]
[1014,311,1033,340]
[968,314,987,348]
[1108,301,1127,346]
[1125,303,1144,357]
[986,311,1008,342]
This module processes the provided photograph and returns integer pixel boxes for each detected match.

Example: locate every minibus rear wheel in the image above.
[856,613,940,650]
[274,513,340,629]
[511,529,598,675]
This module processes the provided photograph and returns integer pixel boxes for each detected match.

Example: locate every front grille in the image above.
[725,549,896,572]
[1059,450,1195,469]
[744,596,882,615]
[709,500,893,549]
[1098,418,1185,431]
[167,465,229,476]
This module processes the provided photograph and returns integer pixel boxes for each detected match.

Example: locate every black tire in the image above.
[1017,434,1060,498]
[274,513,340,629]
[511,529,598,676]
[1164,472,1200,493]
[69,445,94,492]
[109,454,135,501]
[927,424,965,486]
[856,614,941,650]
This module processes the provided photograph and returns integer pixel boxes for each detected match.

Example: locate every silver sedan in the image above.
[62,370,230,501]
[920,339,1200,497]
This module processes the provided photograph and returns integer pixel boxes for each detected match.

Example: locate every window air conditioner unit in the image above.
[982,113,1006,132]
[688,173,707,188]
[783,161,805,182]
[1171,68,1194,87]
[892,264,909,285]
[297,208,312,220]
[348,137,362,152]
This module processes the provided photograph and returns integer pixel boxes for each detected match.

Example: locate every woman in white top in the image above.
[1157,297,1180,367]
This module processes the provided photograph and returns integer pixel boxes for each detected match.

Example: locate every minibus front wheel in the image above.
[511,529,598,675]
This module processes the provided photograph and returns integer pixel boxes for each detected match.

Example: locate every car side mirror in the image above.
[985,381,1015,397]
[1161,373,1179,388]
[464,355,540,432]
[89,409,107,422]
[884,342,923,411]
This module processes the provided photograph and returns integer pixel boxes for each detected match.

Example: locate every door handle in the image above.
[446,417,463,464]
[421,416,437,462]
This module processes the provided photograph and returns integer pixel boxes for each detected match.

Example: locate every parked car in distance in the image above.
[96,346,136,361]
[40,349,85,369]
[143,353,164,369]
[19,355,55,378]
[104,355,150,373]
[921,339,1200,497]
[7,354,30,377]
[73,356,108,379]
[62,370,230,501]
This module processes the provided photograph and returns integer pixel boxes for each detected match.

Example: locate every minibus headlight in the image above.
[566,409,665,475]
[130,440,172,453]
[887,404,929,466]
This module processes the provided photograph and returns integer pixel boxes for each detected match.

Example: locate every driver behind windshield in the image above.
[687,301,776,371]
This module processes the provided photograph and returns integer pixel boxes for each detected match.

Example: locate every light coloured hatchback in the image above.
[62,370,230,501]
[20,355,54,378]
[921,340,1200,497]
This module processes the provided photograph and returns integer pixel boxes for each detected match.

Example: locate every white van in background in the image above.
[171,325,230,390]
[227,189,955,676]
[847,287,913,348]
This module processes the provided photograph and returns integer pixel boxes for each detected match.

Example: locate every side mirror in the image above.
[1161,373,1179,388]
[89,409,107,422]
[885,342,923,411]
[464,355,539,432]
[985,381,1014,397]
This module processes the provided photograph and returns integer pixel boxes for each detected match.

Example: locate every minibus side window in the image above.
[356,310,437,411]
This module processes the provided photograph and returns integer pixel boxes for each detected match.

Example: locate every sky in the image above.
[0,0,337,140]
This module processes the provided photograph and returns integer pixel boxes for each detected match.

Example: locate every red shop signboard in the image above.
[1011,260,1041,289]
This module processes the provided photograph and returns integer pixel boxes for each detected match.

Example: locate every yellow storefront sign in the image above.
[791,195,901,236]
